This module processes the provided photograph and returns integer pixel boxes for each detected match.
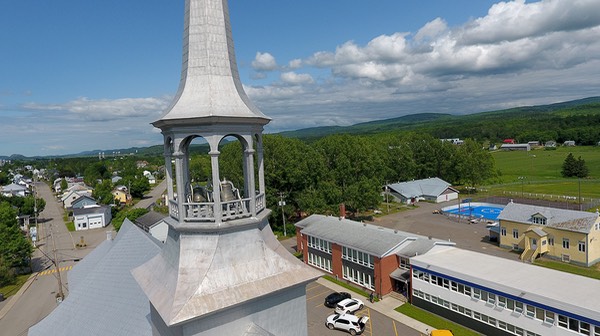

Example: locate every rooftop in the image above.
[411,246,600,323]
[498,202,599,233]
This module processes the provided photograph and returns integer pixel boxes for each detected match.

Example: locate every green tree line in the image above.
[210,133,496,232]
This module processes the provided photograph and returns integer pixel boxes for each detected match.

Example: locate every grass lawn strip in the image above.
[395,303,482,336]
[0,274,31,298]
[534,258,600,280]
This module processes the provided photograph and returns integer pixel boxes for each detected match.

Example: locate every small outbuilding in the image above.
[386,178,458,204]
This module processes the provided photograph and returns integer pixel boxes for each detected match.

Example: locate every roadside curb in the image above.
[0,273,38,320]
[316,277,433,334]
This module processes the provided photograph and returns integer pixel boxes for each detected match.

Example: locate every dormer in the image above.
[531,213,547,225]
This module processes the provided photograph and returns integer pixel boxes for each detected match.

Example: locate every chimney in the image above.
[339,203,346,219]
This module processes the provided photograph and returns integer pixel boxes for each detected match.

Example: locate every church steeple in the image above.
[134,0,320,334]
[153,0,270,125]
[152,0,271,230]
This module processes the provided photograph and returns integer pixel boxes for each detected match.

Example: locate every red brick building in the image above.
[295,214,455,298]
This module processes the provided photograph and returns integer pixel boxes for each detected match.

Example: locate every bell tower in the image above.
[132,0,321,335]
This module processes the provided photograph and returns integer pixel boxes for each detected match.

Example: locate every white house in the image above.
[1,183,27,197]
[386,178,459,204]
[133,211,169,243]
[73,205,112,231]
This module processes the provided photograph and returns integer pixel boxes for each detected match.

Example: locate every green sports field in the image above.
[487,146,600,200]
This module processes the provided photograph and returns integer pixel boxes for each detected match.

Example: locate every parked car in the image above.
[335,298,364,314]
[324,291,351,308]
[326,313,369,335]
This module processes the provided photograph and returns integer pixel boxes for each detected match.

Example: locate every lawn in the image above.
[395,303,482,336]
[486,146,600,200]
[0,274,31,299]
[534,258,600,280]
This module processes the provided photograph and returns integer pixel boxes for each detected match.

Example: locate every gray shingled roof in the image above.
[296,214,453,258]
[387,177,452,199]
[134,210,167,230]
[72,205,109,216]
[498,202,599,233]
[29,220,162,336]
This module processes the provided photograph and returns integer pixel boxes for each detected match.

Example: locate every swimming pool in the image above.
[441,202,504,220]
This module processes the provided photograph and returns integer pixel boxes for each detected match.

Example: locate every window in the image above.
[473,288,481,300]
[513,244,519,251]
[400,257,410,269]
[308,236,331,253]
[514,301,524,313]
[513,229,519,239]
[501,227,507,236]
[498,296,507,308]
[342,247,373,268]
[579,241,586,252]
[548,237,554,246]
[525,305,535,318]
[558,315,568,328]
[544,310,555,324]
[532,216,547,225]
[562,254,571,263]
[563,238,570,249]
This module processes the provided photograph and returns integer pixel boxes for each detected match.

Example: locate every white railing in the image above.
[169,192,267,223]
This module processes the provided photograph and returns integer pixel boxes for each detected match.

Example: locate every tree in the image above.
[455,139,496,188]
[561,153,588,178]
[0,202,33,269]
[112,208,149,231]
[60,178,68,191]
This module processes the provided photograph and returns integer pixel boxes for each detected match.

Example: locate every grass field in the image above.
[395,303,482,336]
[487,146,600,200]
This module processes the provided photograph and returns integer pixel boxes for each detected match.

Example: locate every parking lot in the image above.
[306,282,422,336]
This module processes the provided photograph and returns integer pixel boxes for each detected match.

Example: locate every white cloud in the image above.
[288,59,302,69]
[22,97,169,122]
[251,52,278,71]
[415,18,448,42]
[280,72,314,85]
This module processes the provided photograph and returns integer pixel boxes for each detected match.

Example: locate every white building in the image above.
[411,246,600,336]
[386,178,459,204]
[73,205,112,231]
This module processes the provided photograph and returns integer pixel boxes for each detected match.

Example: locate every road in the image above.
[0,182,107,336]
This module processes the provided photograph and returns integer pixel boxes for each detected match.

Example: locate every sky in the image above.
[1,0,600,157]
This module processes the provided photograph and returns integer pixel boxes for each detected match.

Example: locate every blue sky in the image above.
[1,0,600,157]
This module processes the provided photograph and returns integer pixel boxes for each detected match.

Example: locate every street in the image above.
[0,182,108,336]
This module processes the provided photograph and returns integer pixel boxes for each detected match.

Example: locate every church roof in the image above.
[29,220,161,336]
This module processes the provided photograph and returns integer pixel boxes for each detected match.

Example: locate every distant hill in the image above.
[279,96,600,142]
[4,96,600,160]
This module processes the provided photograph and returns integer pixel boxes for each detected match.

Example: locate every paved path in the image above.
[134,179,166,210]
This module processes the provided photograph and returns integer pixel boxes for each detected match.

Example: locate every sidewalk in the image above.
[316,277,433,335]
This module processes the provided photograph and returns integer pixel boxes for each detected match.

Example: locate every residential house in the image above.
[133,211,169,243]
[112,186,132,205]
[386,177,459,204]
[295,214,455,297]
[73,205,112,231]
[527,141,540,147]
[143,170,157,185]
[1,183,27,197]
[62,189,93,209]
[70,195,98,210]
[564,140,576,146]
[545,141,557,148]
[503,139,516,144]
[497,202,600,266]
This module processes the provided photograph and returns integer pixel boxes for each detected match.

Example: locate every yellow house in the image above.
[498,202,600,266]
[112,188,132,205]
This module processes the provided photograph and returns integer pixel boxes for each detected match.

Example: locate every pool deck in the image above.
[369,200,520,261]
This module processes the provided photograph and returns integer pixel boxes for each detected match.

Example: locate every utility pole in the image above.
[278,192,286,237]
[579,178,582,211]
[50,225,64,302]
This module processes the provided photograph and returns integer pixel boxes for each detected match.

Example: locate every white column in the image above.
[256,134,265,194]
[173,152,186,223]
[245,147,256,216]
[210,150,222,223]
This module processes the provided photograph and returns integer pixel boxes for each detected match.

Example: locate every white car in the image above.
[326,313,369,335]
[335,298,364,314]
